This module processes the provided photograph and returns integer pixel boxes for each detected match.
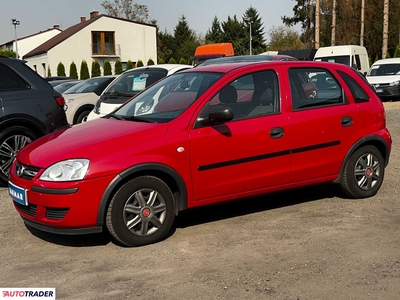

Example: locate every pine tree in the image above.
[243,6,266,54]
[103,60,112,75]
[205,16,223,43]
[69,62,78,79]
[126,60,134,70]
[91,60,101,77]
[136,60,144,67]
[114,59,123,74]
[80,60,90,80]
[57,62,66,76]
[147,59,155,65]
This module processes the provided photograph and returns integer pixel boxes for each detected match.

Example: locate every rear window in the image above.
[0,63,30,91]
[105,68,168,95]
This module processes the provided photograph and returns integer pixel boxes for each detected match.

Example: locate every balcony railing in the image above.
[91,43,121,56]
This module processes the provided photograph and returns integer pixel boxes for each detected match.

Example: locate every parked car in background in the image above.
[85,64,192,122]
[366,58,400,99]
[0,56,68,184]
[9,61,391,247]
[63,76,115,124]
[53,80,81,94]
[196,54,298,67]
[45,76,73,82]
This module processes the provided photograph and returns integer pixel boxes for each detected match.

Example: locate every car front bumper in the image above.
[374,85,400,98]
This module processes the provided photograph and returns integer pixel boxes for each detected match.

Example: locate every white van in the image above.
[314,45,370,75]
[366,57,400,99]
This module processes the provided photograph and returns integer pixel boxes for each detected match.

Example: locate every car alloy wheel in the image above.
[353,153,381,191]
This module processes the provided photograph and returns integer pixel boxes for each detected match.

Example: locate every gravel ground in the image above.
[0,102,399,300]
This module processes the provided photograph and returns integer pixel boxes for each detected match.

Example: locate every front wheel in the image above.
[340,145,385,199]
[75,110,91,124]
[106,176,176,247]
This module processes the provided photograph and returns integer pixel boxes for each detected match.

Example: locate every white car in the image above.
[63,76,115,124]
[85,64,192,122]
[366,57,400,99]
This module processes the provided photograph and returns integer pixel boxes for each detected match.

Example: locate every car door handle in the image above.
[270,127,284,139]
[341,116,353,127]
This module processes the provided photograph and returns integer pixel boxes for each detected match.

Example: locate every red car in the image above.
[9,61,392,247]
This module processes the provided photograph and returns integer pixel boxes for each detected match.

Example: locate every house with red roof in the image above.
[23,11,157,77]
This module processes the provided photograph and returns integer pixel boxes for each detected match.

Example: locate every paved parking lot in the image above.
[1,102,399,300]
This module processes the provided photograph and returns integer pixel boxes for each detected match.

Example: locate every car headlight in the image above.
[40,159,90,181]
[66,98,74,103]
[390,80,400,86]
[136,99,154,115]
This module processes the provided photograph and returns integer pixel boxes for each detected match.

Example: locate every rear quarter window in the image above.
[337,70,369,103]
[0,64,30,91]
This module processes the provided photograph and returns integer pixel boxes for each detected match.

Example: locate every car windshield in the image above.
[63,77,111,94]
[315,55,350,65]
[367,63,400,76]
[54,81,80,93]
[113,72,223,123]
[103,68,169,96]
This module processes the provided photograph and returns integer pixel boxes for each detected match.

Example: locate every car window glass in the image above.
[202,70,279,122]
[289,68,344,110]
[337,70,369,103]
[355,55,361,70]
[0,64,30,91]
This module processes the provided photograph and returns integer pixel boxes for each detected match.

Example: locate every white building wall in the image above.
[25,53,49,77]
[15,29,61,59]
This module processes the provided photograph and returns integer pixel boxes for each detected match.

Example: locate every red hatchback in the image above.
[9,61,392,247]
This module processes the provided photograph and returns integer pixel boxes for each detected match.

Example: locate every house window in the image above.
[92,31,115,55]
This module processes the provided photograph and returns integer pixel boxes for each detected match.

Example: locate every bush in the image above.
[168,57,177,64]
[187,58,193,65]
[136,60,144,68]
[373,55,379,63]
[0,49,16,58]
[158,58,165,64]
[80,60,90,80]
[91,60,101,77]
[57,62,66,76]
[126,60,134,70]
[103,60,112,75]
[178,58,186,64]
[69,62,78,79]
[394,46,400,58]
[114,59,123,74]
[47,66,51,77]
[385,51,391,59]
[147,59,155,65]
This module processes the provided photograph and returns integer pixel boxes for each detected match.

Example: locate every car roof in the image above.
[196,55,297,67]
[372,58,400,65]
[123,64,192,74]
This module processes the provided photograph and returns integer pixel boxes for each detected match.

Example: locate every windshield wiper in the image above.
[123,115,153,123]
[104,91,133,97]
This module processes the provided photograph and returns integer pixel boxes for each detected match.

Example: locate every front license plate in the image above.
[8,181,28,206]
[376,89,383,93]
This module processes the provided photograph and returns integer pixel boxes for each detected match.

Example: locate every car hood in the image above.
[63,92,96,101]
[17,118,168,168]
[366,75,400,85]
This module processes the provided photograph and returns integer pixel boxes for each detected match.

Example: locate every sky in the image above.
[0,0,299,44]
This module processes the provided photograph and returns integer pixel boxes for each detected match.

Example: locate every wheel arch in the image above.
[0,117,46,138]
[73,104,94,124]
[96,163,188,227]
[334,135,390,183]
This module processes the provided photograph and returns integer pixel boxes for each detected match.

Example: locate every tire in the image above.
[106,176,176,247]
[0,126,37,184]
[75,110,91,124]
[340,145,385,199]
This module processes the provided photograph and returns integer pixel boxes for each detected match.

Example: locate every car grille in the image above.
[45,208,69,220]
[14,202,37,217]
[15,162,41,180]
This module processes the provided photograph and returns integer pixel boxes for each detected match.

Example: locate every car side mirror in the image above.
[196,105,234,127]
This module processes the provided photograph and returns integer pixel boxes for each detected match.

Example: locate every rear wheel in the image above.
[106,176,176,247]
[75,110,91,124]
[340,145,384,199]
[0,126,36,184]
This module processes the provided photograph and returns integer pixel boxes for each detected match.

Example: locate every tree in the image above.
[385,51,390,58]
[205,16,223,43]
[101,0,153,23]
[173,15,199,60]
[267,25,304,51]
[80,60,90,80]
[242,6,266,54]
[57,62,66,76]
[104,60,112,75]
[382,0,389,58]
[91,60,101,77]
[69,62,78,79]
[114,59,123,74]
[0,49,16,58]
[158,58,165,64]
[126,60,134,70]
[221,15,247,55]
[157,29,175,63]
[168,57,176,64]
[147,59,155,65]
[47,66,51,77]
[179,58,186,64]
[136,60,144,67]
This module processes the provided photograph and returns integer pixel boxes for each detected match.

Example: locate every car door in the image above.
[189,68,291,201]
[284,65,361,183]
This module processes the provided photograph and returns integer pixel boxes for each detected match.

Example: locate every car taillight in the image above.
[54,96,65,108]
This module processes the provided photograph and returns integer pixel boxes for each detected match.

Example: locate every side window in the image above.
[206,70,279,121]
[337,70,369,103]
[289,68,344,110]
[355,55,361,70]
[0,64,30,92]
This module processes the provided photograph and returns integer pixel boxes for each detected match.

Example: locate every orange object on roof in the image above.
[193,43,234,65]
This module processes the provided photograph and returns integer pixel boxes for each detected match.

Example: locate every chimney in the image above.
[53,25,60,29]
[80,17,86,23]
[90,11,99,19]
